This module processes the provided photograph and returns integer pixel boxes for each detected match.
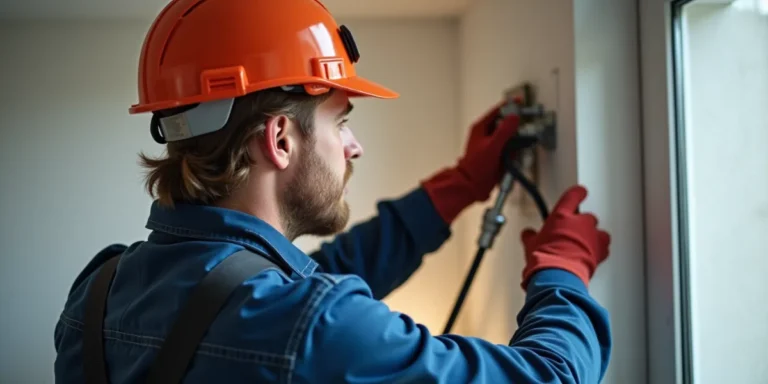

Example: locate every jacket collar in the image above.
[145,201,319,278]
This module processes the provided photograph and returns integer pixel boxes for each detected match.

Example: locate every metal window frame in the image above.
[639,0,697,383]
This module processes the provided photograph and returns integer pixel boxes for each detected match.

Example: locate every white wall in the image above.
[573,1,646,383]
[0,22,158,383]
[0,18,462,383]
[683,3,768,383]
[458,0,646,383]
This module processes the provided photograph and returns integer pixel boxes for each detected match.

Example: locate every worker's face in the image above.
[280,91,363,238]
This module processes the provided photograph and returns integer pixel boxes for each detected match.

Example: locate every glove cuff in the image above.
[521,252,593,290]
[421,167,480,224]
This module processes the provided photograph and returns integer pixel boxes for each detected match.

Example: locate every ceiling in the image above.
[0,0,472,20]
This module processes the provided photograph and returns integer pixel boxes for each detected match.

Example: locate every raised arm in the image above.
[309,187,450,300]
[310,104,521,299]
[297,186,613,383]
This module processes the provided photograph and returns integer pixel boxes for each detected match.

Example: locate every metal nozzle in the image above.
[477,172,516,249]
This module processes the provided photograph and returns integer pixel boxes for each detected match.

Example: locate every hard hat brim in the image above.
[333,76,399,99]
[129,75,400,115]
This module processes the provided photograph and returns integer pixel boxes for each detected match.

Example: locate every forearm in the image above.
[297,272,612,383]
[510,269,612,382]
[309,187,452,299]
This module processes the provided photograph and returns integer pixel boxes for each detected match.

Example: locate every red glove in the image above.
[422,102,520,224]
[520,185,611,290]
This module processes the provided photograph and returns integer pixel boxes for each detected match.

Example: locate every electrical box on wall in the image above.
[501,83,557,217]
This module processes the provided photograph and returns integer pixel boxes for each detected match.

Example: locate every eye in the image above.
[338,118,349,129]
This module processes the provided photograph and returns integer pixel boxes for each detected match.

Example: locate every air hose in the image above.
[442,125,552,335]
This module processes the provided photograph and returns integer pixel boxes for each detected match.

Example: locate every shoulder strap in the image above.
[145,250,279,384]
[83,255,122,384]
[82,249,279,384]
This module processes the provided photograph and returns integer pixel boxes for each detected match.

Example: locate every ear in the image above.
[261,115,296,170]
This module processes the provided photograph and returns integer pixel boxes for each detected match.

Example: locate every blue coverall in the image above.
[54,186,612,383]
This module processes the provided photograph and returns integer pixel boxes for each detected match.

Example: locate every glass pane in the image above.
[674,1,768,383]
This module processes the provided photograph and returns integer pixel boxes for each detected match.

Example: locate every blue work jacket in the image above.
[54,187,612,383]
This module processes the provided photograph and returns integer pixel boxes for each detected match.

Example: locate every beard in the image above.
[279,144,352,240]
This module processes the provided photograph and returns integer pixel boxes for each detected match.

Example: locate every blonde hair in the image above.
[139,89,333,207]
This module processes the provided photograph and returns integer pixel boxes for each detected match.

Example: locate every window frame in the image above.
[639,0,700,383]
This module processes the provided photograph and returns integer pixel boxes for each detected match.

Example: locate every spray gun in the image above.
[442,83,557,335]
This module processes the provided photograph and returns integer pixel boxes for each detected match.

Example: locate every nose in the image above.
[341,126,363,160]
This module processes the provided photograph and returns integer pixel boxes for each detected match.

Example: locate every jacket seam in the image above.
[283,276,338,384]
[59,314,294,368]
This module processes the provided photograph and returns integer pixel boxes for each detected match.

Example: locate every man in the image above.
[54,0,613,383]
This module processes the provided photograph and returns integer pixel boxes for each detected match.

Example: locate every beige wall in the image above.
[457,0,578,338]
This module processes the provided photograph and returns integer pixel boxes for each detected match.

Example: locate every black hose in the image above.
[501,135,549,220]
[442,247,487,334]
[506,164,549,220]
[442,136,549,335]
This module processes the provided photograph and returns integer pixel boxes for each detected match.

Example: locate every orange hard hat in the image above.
[129,0,398,115]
